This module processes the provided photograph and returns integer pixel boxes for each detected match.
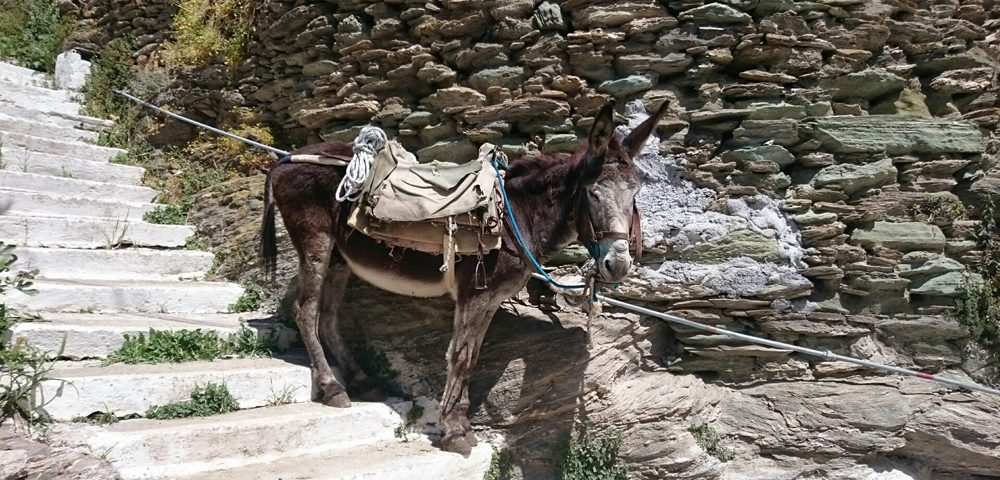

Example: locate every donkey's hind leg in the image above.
[319,261,381,398]
[294,234,351,408]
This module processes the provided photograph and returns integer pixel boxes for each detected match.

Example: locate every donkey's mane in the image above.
[505,144,589,194]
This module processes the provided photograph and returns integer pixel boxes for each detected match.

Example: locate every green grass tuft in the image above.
[146,382,239,419]
[689,423,734,462]
[104,323,276,365]
[556,420,628,480]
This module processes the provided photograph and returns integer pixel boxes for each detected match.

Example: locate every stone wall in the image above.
[75,0,1000,478]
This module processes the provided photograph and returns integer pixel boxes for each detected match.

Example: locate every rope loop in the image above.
[336,126,387,202]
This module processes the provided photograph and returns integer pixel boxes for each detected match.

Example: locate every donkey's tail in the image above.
[260,167,279,281]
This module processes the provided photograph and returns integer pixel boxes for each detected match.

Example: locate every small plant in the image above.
[143,204,188,225]
[555,420,628,480]
[184,235,207,251]
[82,37,136,119]
[484,449,516,480]
[145,382,239,419]
[350,338,398,391]
[954,198,1000,384]
[394,403,425,442]
[0,0,72,72]
[1,243,54,430]
[228,280,262,313]
[160,0,256,71]
[72,404,120,425]
[911,196,966,225]
[266,382,301,406]
[689,423,734,462]
[104,323,274,365]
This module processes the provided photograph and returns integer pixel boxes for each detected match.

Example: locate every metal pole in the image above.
[113,90,291,157]
[533,273,1000,397]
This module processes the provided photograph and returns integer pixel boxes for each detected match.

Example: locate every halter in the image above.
[573,189,643,263]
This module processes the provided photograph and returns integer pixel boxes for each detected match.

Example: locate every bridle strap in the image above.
[574,192,640,262]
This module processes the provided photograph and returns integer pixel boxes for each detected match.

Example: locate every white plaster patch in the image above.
[620,100,808,297]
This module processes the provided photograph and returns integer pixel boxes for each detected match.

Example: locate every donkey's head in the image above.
[575,101,669,283]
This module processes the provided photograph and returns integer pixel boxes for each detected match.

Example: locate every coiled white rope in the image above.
[336,126,388,202]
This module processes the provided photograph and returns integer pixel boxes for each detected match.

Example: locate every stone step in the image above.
[0,131,124,162]
[0,61,51,88]
[8,246,215,281]
[37,357,313,421]
[172,436,494,480]
[0,170,155,202]
[2,312,293,360]
[0,103,113,131]
[0,214,194,249]
[1,278,244,314]
[0,112,98,142]
[0,79,80,117]
[0,189,157,220]
[53,403,406,480]
[1,147,144,184]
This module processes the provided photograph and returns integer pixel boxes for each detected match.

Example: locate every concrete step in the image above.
[2,312,293,360]
[0,103,113,131]
[0,214,194,249]
[37,357,312,421]
[0,189,157,220]
[1,147,144,184]
[1,278,244,314]
[53,403,407,480]
[0,79,80,117]
[0,61,51,88]
[0,112,98,142]
[8,246,215,281]
[1,131,124,162]
[173,436,494,480]
[0,171,155,202]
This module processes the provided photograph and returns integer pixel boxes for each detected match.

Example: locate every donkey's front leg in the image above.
[294,236,351,408]
[439,297,496,455]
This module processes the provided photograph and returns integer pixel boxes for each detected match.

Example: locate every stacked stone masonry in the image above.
[64,0,1000,478]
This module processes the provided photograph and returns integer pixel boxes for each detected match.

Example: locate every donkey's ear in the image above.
[588,103,615,155]
[623,99,670,158]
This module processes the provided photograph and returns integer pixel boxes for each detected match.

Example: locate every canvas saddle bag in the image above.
[347,141,504,258]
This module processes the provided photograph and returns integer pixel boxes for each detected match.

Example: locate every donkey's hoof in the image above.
[323,391,352,408]
[441,431,478,456]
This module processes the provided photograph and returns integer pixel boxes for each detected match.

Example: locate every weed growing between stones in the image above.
[142,204,188,225]
[555,420,628,480]
[145,382,239,419]
[72,404,122,425]
[483,449,515,480]
[0,242,57,430]
[910,196,967,225]
[0,0,71,73]
[954,199,1000,384]
[265,381,301,406]
[393,403,424,442]
[228,280,262,313]
[160,0,256,71]
[349,338,398,392]
[104,323,276,365]
[689,423,734,462]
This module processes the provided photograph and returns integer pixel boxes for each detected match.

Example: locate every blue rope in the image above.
[490,150,587,290]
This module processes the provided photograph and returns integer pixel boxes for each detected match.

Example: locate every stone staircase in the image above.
[0,60,492,479]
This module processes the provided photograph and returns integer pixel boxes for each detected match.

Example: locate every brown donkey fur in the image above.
[260,101,669,455]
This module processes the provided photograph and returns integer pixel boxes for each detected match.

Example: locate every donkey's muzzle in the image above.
[598,239,633,283]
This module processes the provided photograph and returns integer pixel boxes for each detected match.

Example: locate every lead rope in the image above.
[335,126,387,202]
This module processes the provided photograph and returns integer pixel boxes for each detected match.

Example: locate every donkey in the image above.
[260,101,669,455]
